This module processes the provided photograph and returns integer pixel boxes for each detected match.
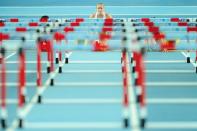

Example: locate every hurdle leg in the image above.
[37,88,42,104]
[55,52,59,64]
[65,52,69,64]
[65,51,72,64]
[186,51,190,63]
[0,47,7,129]
[195,51,197,73]
[19,48,27,104]
[140,107,147,128]
[18,48,26,128]
[47,52,50,73]
[122,49,130,128]
[1,109,7,129]
[49,42,55,86]
[130,52,133,64]
[137,52,147,128]
[132,52,136,73]
[58,52,62,73]
[37,44,42,103]
[18,108,24,128]
[0,53,2,64]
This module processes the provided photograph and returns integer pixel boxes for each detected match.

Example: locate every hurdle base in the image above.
[18,118,23,128]
[22,95,26,104]
[122,67,124,73]
[134,79,137,86]
[136,95,140,103]
[1,119,7,129]
[196,67,197,73]
[132,67,135,73]
[59,67,62,73]
[55,58,59,64]
[47,67,50,74]
[140,118,146,129]
[65,58,69,64]
[130,57,133,63]
[50,79,54,86]
[37,95,42,104]
[123,118,129,128]
[140,47,146,56]
[187,57,190,63]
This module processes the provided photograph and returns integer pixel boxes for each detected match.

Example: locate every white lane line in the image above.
[7,68,59,131]
[3,98,197,105]
[24,122,122,129]
[1,98,121,104]
[147,98,197,104]
[0,69,195,73]
[147,121,197,129]
[4,60,186,64]
[1,6,197,8]
[55,82,122,86]
[145,60,185,63]
[147,82,197,86]
[1,82,122,87]
[0,70,120,73]
[5,61,48,64]
[146,70,194,73]
[5,52,16,60]
[0,82,36,86]
[1,14,197,16]
[4,82,197,87]
[126,53,140,130]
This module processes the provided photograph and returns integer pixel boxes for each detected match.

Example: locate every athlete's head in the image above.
[96,3,105,14]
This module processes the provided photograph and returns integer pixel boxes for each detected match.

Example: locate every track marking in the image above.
[0,69,195,73]
[6,67,59,131]
[147,121,197,129]
[1,14,197,16]
[24,122,122,129]
[4,81,197,87]
[5,52,16,60]
[4,60,186,64]
[1,6,197,8]
[147,82,197,86]
[3,98,197,105]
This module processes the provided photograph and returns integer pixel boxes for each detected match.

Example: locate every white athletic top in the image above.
[94,12,107,19]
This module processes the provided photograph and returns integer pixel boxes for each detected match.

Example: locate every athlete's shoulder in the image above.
[89,13,96,18]
[105,13,112,18]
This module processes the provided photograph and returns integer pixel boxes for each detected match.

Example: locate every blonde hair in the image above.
[97,3,104,6]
